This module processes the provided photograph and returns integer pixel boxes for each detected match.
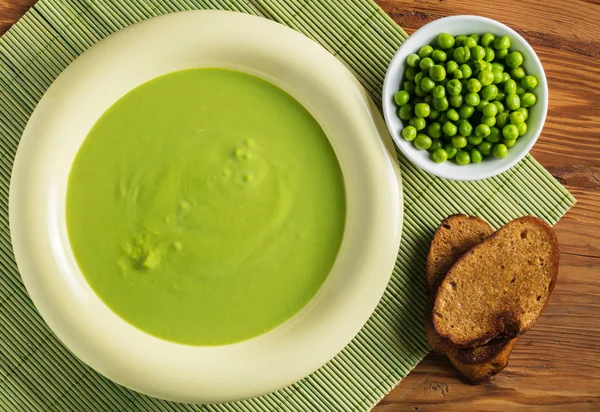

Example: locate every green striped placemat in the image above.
[0,1,575,411]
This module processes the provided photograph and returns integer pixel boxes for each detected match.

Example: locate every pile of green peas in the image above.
[393,32,539,165]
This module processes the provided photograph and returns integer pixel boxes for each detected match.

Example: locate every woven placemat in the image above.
[0,1,575,411]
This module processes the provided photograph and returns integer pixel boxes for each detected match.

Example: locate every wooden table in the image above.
[1,0,598,410]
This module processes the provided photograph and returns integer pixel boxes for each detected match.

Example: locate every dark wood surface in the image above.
[1,1,599,410]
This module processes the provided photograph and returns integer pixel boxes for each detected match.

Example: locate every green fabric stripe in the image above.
[0,0,575,410]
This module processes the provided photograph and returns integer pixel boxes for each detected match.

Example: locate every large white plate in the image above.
[9,11,402,403]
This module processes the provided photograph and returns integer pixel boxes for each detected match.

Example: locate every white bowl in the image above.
[382,15,548,181]
[9,11,403,403]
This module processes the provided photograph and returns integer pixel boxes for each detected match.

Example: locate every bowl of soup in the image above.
[9,11,403,403]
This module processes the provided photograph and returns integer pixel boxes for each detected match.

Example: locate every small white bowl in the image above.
[382,15,548,181]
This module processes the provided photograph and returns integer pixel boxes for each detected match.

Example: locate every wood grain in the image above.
[0,0,599,410]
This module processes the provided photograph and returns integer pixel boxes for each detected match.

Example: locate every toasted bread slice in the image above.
[433,216,559,348]
[426,214,494,294]
[425,215,516,383]
[425,214,494,352]
[447,337,517,383]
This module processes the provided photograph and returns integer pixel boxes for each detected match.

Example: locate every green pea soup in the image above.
[66,68,346,346]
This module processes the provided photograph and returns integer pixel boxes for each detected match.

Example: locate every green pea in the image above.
[447,108,460,122]
[401,125,417,141]
[420,57,435,71]
[439,112,448,123]
[478,141,493,155]
[481,33,495,47]
[428,122,443,138]
[465,92,481,107]
[409,116,427,131]
[501,72,511,83]
[433,97,449,111]
[503,139,517,148]
[455,150,471,165]
[467,78,482,93]
[407,53,420,68]
[478,70,494,86]
[443,121,458,136]
[430,85,444,99]
[432,148,448,163]
[444,144,458,159]
[496,112,510,128]
[467,135,483,145]
[492,70,504,84]
[446,60,459,73]
[398,104,412,120]
[482,116,496,127]
[511,67,526,80]
[471,45,485,60]
[510,111,525,125]
[473,60,487,73]
[521,92,537,107]
[453,46,471,64]
[414,71,424,85]
[490,62,503,71]
[421,77,436,93]
[432,49,447,62]
[521,75,538,90]
[481,85,499,101]
[429,65,446,82]
[403,81,416,94]
[458,120,473,136]
[429,140,443,152]
[418,45,434,58]
[504,79,517,95]
[516,85,527,96]
[483,103,498,118]
[492,143,508,158]
[449,94,464,108]
[424,94,434,105]
[446,79,462,96]
[476,100,489,112]
[415,84,427,97]
[414,134,432,150]
[484,47,495,62]
[475,123,491,138]
[464,37,477,49]
[405,67,419,81]
[502,124,519,140]
[394,90,410,106]
[494,36,510,50]
[428,110,440,120]
[516,107,529,121]
[505,51,524,68]
[495,91,506,102]
[486,126,501,142]
[437,33,455,50]
[496,48,508,59]
[451,135,467,148]
[471,149,483,163]
[505,93,521,110]
[518,122,528,136]
[459,64,472,79]
[414,102,430,118]
[453,69,464,80]
[454,35,468,47]
[470,33,480,42]
[459,104,475,119]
